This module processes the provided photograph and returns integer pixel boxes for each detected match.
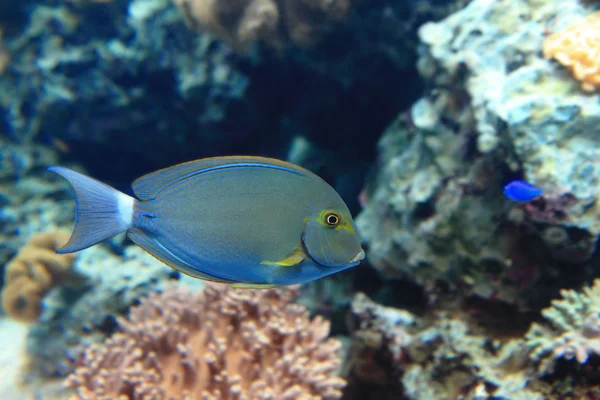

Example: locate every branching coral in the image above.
[65,283,346,399]
[543,11,600,92]
[527,279,600,374]
[172,0,351,50]
[1,231,84,322]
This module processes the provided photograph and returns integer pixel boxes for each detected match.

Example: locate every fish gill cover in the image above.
[2,0,600,399]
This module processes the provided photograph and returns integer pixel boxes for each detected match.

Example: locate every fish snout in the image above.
[350,249,365,265]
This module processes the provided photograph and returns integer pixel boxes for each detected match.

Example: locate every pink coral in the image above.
[65,284,345,400]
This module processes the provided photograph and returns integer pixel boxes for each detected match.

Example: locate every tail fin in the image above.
[48,167,136,254]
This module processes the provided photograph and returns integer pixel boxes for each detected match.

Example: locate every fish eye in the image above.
[324,212,340,227]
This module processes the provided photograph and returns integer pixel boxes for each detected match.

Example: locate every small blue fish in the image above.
[503,180,543,202]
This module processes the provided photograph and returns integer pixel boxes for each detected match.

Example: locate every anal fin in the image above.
[128,228,234,284]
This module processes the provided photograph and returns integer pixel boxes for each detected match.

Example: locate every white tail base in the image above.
[118,192,134,226]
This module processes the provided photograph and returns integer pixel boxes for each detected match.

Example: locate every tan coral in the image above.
[65,284,346,400]
[0,29,9,74]
[1,231,84,322]
[543,11,600,92]
[172,0,351,51]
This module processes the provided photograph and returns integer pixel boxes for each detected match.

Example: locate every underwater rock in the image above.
[417,0,600,235]
[65,283,345,399]
[357,0,600,310]
[345,293,414,388]
[0,0,467,193]
[1,0,251,174]
[0,140,73,267]
[356,114,536,307]
[345,293,544,400]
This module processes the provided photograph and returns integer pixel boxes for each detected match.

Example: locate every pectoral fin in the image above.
[261,247,306,267]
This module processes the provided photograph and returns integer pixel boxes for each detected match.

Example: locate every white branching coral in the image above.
[526,279,600,374]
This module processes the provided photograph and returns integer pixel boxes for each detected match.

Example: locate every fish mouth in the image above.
[349,249,365,264]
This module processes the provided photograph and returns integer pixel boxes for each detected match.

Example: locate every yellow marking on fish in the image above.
[231,283,278,289]
[261,247,305,267]
[316,209,356,235]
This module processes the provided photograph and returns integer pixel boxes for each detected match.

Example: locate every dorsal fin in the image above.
[132,156,312,200]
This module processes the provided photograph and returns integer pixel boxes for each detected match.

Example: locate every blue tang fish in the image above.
[48,157,365,287]
[503,180,543,202]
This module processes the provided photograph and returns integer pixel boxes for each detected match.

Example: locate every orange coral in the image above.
[172,0,351,50]
[1,232,84,322]
[543,11,600,92]
[65,284,346,400]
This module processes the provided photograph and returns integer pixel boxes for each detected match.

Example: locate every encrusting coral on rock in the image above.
[65,283,346,400]
[172,0,351,50]
[1,231,85,322]
[543,11,600,92]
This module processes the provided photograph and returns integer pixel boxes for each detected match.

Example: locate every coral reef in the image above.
[1,231,85,322]
[173,0,351,50]
[357,0,600,310]
[345,293,413,389]
[415,0,600,235]
[26,245,177,380]
[345,293,543,400]
[356,111,560,308]
[0,0,467,218]
[5,0,600,399]
[66,283,345,399]
[527,279,600,375]
[1,0,250,172]
[543,11,600,92]
[0,0,465,194]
